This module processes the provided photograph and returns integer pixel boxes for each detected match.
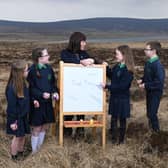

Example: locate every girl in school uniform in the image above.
[101,45,134,144]
[137,41,165,132]
[6,60,30,160]
[60,32,94,137]
[28,48,59,154]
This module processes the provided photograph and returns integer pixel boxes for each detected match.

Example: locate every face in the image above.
[38,49,50,64]
[144,45,155,58]
[23,64,28,78]
[115,49,124,63]
[80,40,86,50]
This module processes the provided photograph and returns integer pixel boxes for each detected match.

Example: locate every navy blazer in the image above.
[6,84,30,136]
[106,64,133,97]
[27,64,58,102]
[6,84,30,123]
[142,59,165,92]
[106,64,133,118]
[60,49,90,64]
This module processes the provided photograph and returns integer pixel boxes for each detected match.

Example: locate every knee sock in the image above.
[37,131,46,149]
[31,135,39,153]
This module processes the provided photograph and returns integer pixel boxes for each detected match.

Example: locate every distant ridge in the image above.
[0,17,168,41]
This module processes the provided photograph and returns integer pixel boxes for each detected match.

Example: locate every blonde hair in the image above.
[6,59,28,97]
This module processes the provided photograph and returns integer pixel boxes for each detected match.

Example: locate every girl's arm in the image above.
[51,67,59,94]
[106,72,133,92]
[6,86,18,123]
[106,65,112,79]
[80,58,94,66]
[27,68,43,99]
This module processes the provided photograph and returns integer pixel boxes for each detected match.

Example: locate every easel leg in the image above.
[92,115,97,138]
[102,125,106,149]
[59,114,63,146]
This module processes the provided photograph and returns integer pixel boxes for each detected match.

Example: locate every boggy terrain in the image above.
[0,41,168,168]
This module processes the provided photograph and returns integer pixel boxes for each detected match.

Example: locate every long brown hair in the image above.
[117,45,135,73]
[6,60,28,98]
[67,32,86,53]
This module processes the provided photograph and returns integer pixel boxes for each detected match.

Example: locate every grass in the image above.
[0,41,168,168]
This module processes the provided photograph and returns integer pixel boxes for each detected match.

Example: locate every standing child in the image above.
[137,41,165,132]
[28,48,59,154]
[6,60,30,160]
[101,45,134,144]
[60,32,94,137]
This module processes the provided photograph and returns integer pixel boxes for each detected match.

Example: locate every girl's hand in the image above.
[100,82,106,89]
[10,121,18,130]
[139,83,145,89]
[80,58,94,66]
[34,100,40,108]
[137,79,142,84]
[102,61,108,66]
[52,92,59,100]
[43,92,50,99]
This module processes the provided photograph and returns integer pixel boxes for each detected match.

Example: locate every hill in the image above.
[0,17,168,41]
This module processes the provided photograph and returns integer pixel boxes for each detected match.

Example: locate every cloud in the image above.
[0,0,167,22]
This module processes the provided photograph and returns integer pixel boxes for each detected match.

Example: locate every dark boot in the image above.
[64,115,73,136]
[17,151,24,159]
[11,154,18,161]
[150,115,160,133]
[119,128,125,144]
[75,127,85,139]
[75,115,85,139]
[111,118,118,144]
[148,119,152,130]
[119,118,126,144]
[64,127,73,136]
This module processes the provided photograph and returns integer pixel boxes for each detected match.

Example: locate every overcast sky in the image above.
[0,0,168,22]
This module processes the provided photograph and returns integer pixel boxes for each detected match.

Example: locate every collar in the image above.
[119,63,126,68]
[148,55,159,63]
[36,64,47,70]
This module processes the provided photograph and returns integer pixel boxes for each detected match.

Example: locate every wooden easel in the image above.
[59,61,106,149]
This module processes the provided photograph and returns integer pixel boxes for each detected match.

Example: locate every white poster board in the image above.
[59,62,106,148]
[63,65,104,112]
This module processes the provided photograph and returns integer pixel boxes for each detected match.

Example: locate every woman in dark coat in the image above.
[60,32,94,137]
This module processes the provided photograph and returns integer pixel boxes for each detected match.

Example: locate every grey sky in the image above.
[0,0,168,22]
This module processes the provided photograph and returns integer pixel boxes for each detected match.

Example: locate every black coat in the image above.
[60,49,90,63]
[142,59,165,93]
[106,64,133,118]
[27,64,58,126]
[6,85,30,137]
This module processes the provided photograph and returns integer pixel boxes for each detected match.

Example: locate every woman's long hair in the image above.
[67,32,86,54]
[117,45,135,73]
[6,59,28,98]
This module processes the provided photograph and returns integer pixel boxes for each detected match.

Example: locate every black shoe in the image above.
[17,151,25,159]
[112,138,117,144]
[111,131,117,144]
[118,135,125,144]
[152,129,160,134]
[118,139,124,145]
[11,154,19,161]
[17,151,24,156]
[64,128,73,136]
